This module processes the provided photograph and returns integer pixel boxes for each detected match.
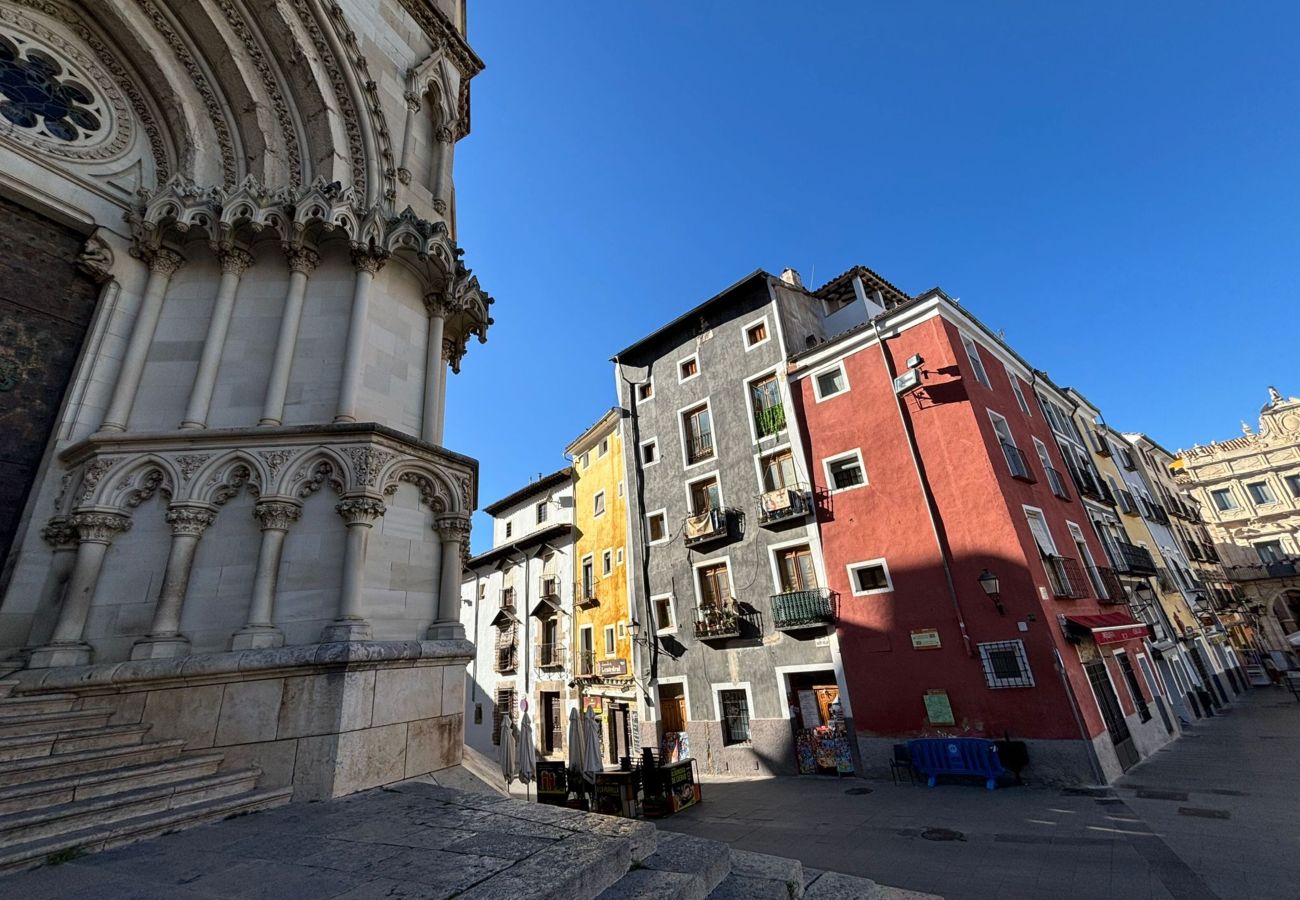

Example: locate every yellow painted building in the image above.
[565,408,638,765]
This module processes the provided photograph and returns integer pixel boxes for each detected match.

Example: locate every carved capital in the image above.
[432,198,448,215]
[69,512,132,543]
[350,248,387,275]
[147,248,185,278]
[77,233,114,283]
[442,335,468,373]
[165,504,217,537]
[423,292,449,318]
[336,496,386,525]
[404,91,421,113]
[286,246,320,275]
[219,248,255,277]
[397,168,413,185]
[41,517,78,550]
[253,500,301,532]
[435,125,455,144]
[435,515,471,545]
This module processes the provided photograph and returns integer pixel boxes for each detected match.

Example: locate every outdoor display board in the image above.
[535,761,567,806]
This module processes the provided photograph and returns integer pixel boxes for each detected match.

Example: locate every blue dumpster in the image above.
[907,738,1006,790]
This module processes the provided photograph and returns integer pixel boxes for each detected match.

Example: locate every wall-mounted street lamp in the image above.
[1133,582,1155,606]
[978,569,1005,616]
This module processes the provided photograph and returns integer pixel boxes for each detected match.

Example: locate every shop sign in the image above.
[597,658,628,676]
[667,760,700,812]
[910,628,942,650]
[1094,625,1149,646]
[923,689,955,726]
[536,760,567,806]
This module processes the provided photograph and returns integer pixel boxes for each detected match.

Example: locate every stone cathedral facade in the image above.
[0,0,492,802]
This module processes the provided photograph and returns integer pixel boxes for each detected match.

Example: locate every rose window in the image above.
[0,33,102,143]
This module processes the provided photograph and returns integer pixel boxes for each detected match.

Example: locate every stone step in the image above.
[804,871,941,899]
[598,832,732,900]
[0,739,186,788]
[0,768,262,848]
[0,753,226,816]
[0,708,112,739]
[705,849,806,900]
[0,681,17,699]
[0,724,152,763]
[0,785,293,875]
[0,694,80,718]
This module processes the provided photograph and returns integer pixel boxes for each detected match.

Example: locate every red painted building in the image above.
[788,285,1170,782]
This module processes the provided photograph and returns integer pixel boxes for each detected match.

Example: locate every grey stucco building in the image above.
[614,269,873,776]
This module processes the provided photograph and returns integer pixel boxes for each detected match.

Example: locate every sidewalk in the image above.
[661,687,1300,900]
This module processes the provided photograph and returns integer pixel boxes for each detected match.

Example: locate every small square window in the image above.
[978,641,1034,688]
[814,365,848,401]
[602,550,612,576]
[636,380,654,402]
[647,511,668,543]
[598,438,609,457]
[825,451,866,492]
[641,439,658,466]
[535,501,548,524]
[579,452,589,469]
[653,594,676,632]
[849,560,891,595]
[1247,481,1275,505]
[745,320,768,348]
[593,491,606,516]
[679,356,699,382]
[618,480,625,497]
[617,547,624,565]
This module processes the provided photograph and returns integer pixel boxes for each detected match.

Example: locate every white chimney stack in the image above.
[780,268,803,288]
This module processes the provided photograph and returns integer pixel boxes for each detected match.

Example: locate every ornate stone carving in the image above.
[288,0,366,197]
[69,511,130,542]
[435,514,471,544]
[336,496,386,525]
[394,0,483,139]
[442,335,468,373]
[40,517,78,549]
[257,449,295,477]
[286,246,320,275]
[208,463,259,505]
[77,455,121,503]
[434,125,454,144]
[123,468,173,508]
[350,248,387,275]
[164,504,216,536]
[175,454,211,482]
[146,247,184,277]
[392,470,447,512]
[254,500,301,531]
[348,447,396,487]
[218,247,254,276]
[431,198,447,215]
[77,232,113,282]
[296,460,344,498]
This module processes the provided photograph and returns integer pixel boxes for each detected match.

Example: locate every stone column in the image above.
[100,249,185,432]
[427,515,469,640]
[321,497,386,642]
[421,293,447,444]
[431,336,465,447]
[230,500,301,650]
[432,125,456,216]
[26,519,82,650]
[130,503,216,660]
[260,247,319,426]
[335,251,386,424]
[181,248,253,429]
[28,512,132,668]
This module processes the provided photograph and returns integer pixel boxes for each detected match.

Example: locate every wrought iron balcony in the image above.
[499,588,516,609]
[1044,466,1071,501]
[1070,466,1107,503]
[685,431,715,465]
[683,507,735,548]
[771,588,836,629]
[758,486,811,527]
[1091,566,1127,605]
[577,649,594,676]
[575,581,598,608]
[539,642,566,668]
[1000,443,1035,483]
[494,645,518,674]
[1118,490,1139,516]
[692,601,757,641]
[1113,540,1157,575]
[754,403,787,438]
[1044,555,1090,599]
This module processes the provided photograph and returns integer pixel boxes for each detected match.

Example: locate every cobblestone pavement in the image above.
[662,687,1300,900]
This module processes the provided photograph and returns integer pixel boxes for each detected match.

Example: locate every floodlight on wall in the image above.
[906,354,924,370]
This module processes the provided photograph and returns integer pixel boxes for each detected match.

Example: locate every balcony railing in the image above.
[1070,466,1109,503]
[1090,430,1112,456]
[683,507,734,548]
[1113,540,1157,575]
[575,581,598,608]
[758,486,811,527]
[1091,566,1127,605]
[754,403,787,438]
[539,642,566,668]
[1001,443,1035,482]
[692,601,758,640]
[1229,561,1300,581]
[577,649,594,676]
[685,431,715,465]
[494,645,518,673]
[771,589,835,629]
[1044,555,1089,599]
[1118,490,1138,516]
[1045,466,1071,501]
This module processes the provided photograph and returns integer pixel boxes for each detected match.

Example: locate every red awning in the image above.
[1064,612,1151,646]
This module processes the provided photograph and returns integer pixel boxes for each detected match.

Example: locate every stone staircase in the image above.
[0,678,291,873]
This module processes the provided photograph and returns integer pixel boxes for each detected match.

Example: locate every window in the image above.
[641,439,658,466]
[1256,541,1286,564]
[682,403,714,465]
[961,335,991,388]
[1068,521,1105,598]
[579,452,589,469]
[598,438,609,457]
[618,480,624,497]
[653,594,676,632]
[647,510,668,544]
[847,559,892,596]
[1116,652,1151,723]
[617,547,624,565]
[824,450,866,492]
[602,549,612,576]
[679,355,699,382]
[1286,474,1300,498]
[989,411,1031,481]
[636,379,654,402]
[750,373,785,437]
[978,641,1034,688]
[744,318,769,349]
[604,625,616,656]
[760,448,797,493]
[1007,367,1031,416]
[593,491,606,517]
[718,689,751,745]
[1247,481,1275,505]
[580,556,594,600]
[813,364,848,401]
[697,561,731,607]
[504,521,513,539]
[1024,506,1059,557]
[688,475,721,515]
[492,688,516,745]
[775,544,817,592]
[1034,438,1066,498]
[579,625,594,675]
[536,501,548,524]
[1210,488,1237,511]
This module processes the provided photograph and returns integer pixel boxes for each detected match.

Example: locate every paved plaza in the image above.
[663,686,1300,899]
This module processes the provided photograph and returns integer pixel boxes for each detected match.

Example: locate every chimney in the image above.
[779,268,803,288]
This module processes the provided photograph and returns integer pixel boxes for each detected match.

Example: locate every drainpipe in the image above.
[871,319,972,656]
[614,357,660,685]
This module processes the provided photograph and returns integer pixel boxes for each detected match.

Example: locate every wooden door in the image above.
[661,693,686,733]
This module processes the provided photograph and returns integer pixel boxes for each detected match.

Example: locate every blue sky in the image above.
[447,2,1299,551]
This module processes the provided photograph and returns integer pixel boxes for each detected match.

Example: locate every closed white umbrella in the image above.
[517,710,536,799]
[498,712,517,787]
[582,708,603,784]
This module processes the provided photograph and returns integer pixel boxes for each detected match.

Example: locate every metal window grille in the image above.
[719,689,751,745]
[978,641,1035,689]
[830,458,864,489]
[853,564,888,592]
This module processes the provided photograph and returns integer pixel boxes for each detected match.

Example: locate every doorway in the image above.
[1084,658,1138,771]
[657,682,689,763]
[540,692,562,756]
[607,702,632,765]
[785,670,851,775]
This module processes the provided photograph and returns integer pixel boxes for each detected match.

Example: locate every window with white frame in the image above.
[1210,488,1237,511]
[598,438,609,458]
[641,438,658,466]
[602,549,612,576]
[682,403,714,465]
[536,501,548,524]
[617,547,624,565]
[646,510,668,544]
[678,354,700,383]
[604,625,616,656]
[636,379,654,402]
[978,640,1034,688]
[1286,474,1300,499]
[961,335,991,388]
[759,447,797,493]
[744,317,770,349]
[824,449,866,492]
[618,480,624,497]
[1247,481,1276,505]
[847,559,892,595]
[716,687,752,745]
[813,363,848,401]
[653,593,677,632]
[989,410,1031,480]
[593,490,606,517]
[749,373,785,438]
[1007,366,1031,415]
